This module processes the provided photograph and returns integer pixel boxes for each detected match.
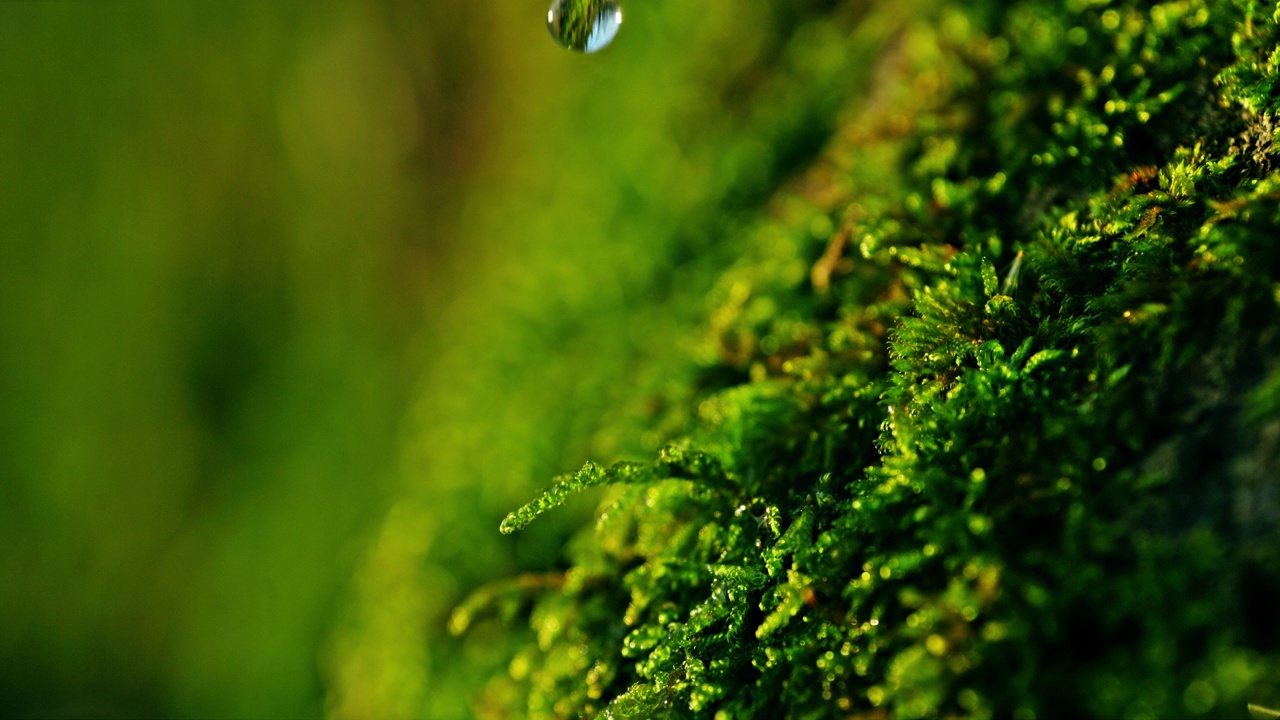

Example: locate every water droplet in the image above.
[547,0,623,53]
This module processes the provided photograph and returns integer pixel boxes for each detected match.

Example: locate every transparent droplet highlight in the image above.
[547,0,622,53]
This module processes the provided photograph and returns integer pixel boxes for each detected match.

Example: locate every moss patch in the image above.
[459,0,1280,717]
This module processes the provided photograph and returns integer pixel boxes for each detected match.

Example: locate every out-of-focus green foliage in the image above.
[457,0,1280,717]
[0,3,472,716]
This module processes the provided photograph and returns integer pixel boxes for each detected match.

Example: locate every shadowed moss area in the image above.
[452,0,1280,718]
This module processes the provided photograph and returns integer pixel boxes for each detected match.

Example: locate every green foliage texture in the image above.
[456,0,1280,717]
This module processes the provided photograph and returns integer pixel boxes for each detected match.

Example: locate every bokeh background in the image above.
[0,1,864,717]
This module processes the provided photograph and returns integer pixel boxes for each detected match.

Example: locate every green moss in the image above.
[458,0,1280,717]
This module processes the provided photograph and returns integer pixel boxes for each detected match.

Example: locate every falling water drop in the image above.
[547,0,623,53]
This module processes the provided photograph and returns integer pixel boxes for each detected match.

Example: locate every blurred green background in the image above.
[0,1,862,717]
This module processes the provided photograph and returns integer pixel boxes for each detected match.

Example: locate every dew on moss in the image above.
[547,0,623,53]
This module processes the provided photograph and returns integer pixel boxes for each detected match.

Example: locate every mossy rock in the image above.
[457,0,1280,717]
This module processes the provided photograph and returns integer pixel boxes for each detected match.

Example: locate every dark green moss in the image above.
[458,0,1280,717]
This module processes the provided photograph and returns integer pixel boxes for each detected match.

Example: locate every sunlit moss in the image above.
[456,0,1280,717]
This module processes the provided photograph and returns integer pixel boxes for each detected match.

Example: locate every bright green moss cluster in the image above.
[456,0,1280,717]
